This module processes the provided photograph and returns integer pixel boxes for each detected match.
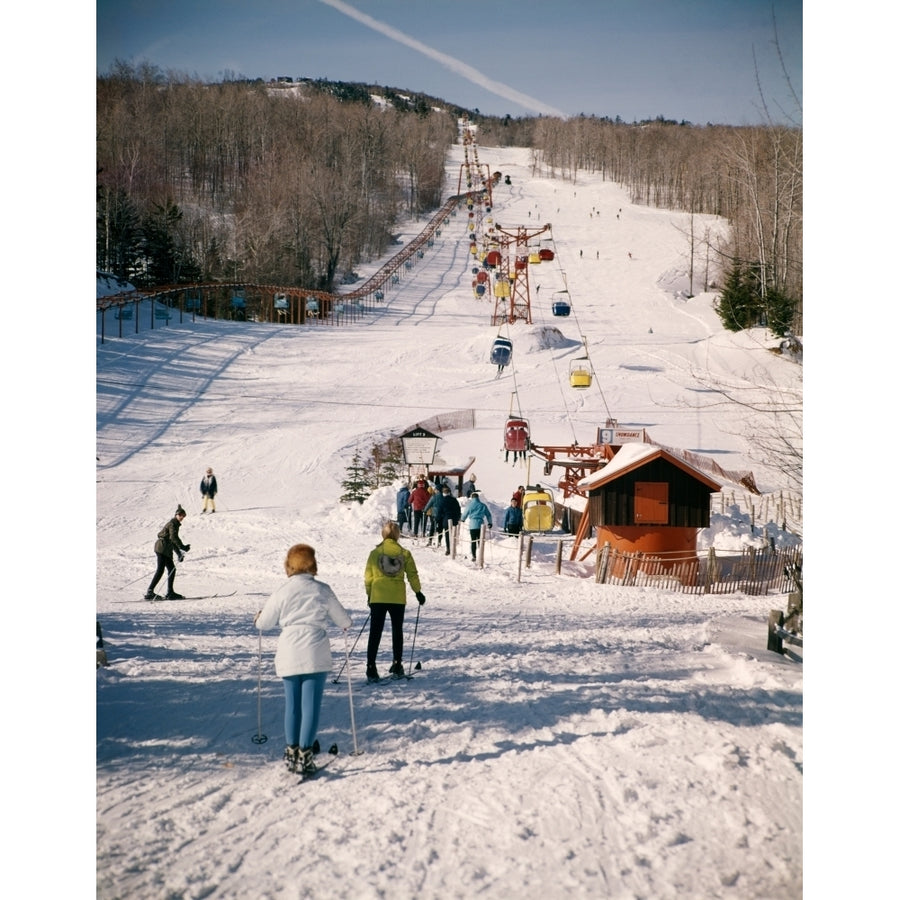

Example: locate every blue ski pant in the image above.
[282,671,327,750]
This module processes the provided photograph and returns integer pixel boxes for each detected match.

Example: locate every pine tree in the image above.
[97,186,141,281]
[716,262,797,336]
[340,447,373,504]
[715,263,756,332]
[762,287,796,337]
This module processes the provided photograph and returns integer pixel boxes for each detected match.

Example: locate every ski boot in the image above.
[389,661,405,679]
[283,745,300,773]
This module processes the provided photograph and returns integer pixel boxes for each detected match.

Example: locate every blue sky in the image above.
[96,0,802,125]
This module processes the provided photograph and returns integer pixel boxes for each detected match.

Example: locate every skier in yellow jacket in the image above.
[364,521,426,681]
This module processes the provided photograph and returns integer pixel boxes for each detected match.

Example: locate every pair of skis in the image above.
[114,591,238,603]
[366,673,415,685]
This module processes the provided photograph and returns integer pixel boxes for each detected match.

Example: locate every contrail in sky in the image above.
[318,0,566,118]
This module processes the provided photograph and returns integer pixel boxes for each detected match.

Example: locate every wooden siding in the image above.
[590,457,716,528]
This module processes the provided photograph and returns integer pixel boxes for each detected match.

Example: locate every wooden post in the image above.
[767,609,785,654]
[705,547,716,593]
[599,542,611,583]
[525,535,533,569]
[555,540,563,575]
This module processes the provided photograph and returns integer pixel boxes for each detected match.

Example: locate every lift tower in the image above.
[490,224,552,325]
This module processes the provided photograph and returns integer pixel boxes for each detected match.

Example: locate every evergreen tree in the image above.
[140,200,201,286]
[762,287,797,337]
[141,200,181,286]
[715,263,756,332]
[97,186,141,280]
[340,447,374,504]
[716,262,798,336]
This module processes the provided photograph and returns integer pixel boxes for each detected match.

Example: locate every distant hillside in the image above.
[270,76,471,118]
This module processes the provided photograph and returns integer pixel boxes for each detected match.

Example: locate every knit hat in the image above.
[176,505,187,517]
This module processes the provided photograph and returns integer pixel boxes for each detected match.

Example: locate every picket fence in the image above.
[593,543,802,595]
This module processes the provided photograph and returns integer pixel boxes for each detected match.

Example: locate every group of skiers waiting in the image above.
[396,474,525,556]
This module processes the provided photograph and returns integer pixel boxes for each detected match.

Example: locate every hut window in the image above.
[634,482,668,524]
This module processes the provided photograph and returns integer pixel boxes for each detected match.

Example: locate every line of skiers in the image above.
[396,475,523,548]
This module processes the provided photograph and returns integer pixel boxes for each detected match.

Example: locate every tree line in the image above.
[97,63,455,291]
[478,114,802,335]
[97,64,801,335]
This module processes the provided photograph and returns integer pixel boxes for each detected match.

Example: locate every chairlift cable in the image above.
[542,234,615,423]
[530,269,581,444]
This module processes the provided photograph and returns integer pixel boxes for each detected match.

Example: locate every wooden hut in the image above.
[577,444,722,582]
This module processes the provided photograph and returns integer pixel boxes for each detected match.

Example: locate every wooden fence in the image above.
[513,534,801,595]
[593,543,803,595]
[97,190,475,343]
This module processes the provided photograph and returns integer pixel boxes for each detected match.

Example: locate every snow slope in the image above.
[95,143,803,899]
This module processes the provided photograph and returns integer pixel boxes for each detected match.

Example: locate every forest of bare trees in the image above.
[97,64,456,291]
[520,114,802,332]
[97,64,801,334]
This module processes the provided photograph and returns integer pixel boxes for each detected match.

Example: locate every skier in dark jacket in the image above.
[503,497,523,535]
[396,483,411,533]
[145,506,191,599]
[433,485,460,554]
[200,467,218,513]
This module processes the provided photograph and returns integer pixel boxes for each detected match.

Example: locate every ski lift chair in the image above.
[522,486,555,533]
[230,291,246,321]
[504,418,530,458]
[569,358,592,389]
[490,338,513,368]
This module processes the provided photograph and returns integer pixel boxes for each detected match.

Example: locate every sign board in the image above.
[599,428,646,445]
[400,426,440,466]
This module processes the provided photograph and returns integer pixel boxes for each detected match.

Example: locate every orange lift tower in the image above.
[490,224,552,326]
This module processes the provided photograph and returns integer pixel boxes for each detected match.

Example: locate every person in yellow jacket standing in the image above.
[364,521,426,682]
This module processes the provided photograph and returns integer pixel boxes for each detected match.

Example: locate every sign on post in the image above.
[599,427,647,445]
[400,426,439,467]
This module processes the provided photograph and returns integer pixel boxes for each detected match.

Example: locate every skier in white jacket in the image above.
[255,544,351,776]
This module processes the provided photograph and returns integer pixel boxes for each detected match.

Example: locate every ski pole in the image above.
[407,602,422,673]
[251,629,268,745]
[331,612,370,683]
[344,630,362,756]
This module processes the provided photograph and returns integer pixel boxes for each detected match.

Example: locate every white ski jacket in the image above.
[256,574,351,677]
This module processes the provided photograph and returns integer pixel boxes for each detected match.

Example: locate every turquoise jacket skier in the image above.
[461,494,492,530]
